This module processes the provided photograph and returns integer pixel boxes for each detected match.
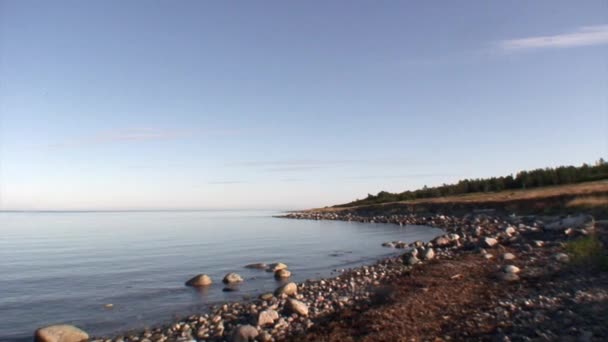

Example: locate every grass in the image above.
[566,196,608,208]
[565,235,608,272]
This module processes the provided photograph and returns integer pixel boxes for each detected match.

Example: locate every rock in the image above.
[545,214,595,231]
[232,325,258,342]
[286,298,309,316]
[554,253,570,263]
[433,236,451,247]
[267,263,288,272]
[185,274,213,287]
[404,254,419,265]
[381,242,395,248]
[222,287,238,292]
[498,272,520,282]
[257,331,272,342]
[503,265,520,274]
[483,254,494,259]
[502,253,516,260]
[244,263,267,270]
[483,237,498,248]
[274,269,291,279]
[259,293,274,301]
[505,226,516,235]
[256,309,279,327]
[223,273,244,284]
[274,282,298,297]
[35,325,89,342]
[422,248,435,260]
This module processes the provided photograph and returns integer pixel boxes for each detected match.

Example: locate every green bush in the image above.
[565,235,608,271]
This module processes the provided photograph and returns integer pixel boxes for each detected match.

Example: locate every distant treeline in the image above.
[336,159,608,208]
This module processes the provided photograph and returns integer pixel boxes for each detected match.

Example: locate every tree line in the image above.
[336,159,608,207]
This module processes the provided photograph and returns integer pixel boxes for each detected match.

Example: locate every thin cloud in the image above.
[499,25,608,51]
[207,180,248,185]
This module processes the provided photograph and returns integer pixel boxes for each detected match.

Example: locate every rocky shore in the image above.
[37,211,607,342]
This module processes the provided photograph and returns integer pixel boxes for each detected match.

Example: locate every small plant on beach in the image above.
[565,235,608,272]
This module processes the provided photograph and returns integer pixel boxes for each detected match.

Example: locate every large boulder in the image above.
[35,325,89,342]
[545,215,595,231]
[286,298,309,316]
[232,324,258,342]
[185,274,212,287]
[223,273,244,284]
[274,282,298,297]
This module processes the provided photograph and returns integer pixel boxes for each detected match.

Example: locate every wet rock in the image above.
[259,293,274,301]
[275,282,298,297]
[256,309,279,327]
[433,236,451,247]
[35,324,89,342]
[274,269,291,279]
[232,325,258,342]
[498,272,520,282]
[545,214,594,231]
[286,298,309,316]
[185,274,212,287]
[244,263,267,270]
[267,263,288,272]
[223,273,244,284]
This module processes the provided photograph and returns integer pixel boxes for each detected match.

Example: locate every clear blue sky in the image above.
[1,1,606,210]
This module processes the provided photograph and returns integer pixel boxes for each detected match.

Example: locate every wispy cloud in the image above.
[48,127,241,149]
[499,25,608,51]
[207,180,248,185]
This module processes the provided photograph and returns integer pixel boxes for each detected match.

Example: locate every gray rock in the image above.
[223,273,244,284]
[545,214,594,231]
[554,253,570,263]
[286,298,309,316]
[267,263,288,272]
[244,263,267,270]
[232,325,258,342]
[404,254,420,265]
[35,324,89,342]
[422,248,435,260]
[185,274,212,287]
[274,282,298,297]
[498,272,520,282]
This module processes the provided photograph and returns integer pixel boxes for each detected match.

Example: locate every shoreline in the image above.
[39,211,607,342]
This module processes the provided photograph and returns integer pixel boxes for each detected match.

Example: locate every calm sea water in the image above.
[0,211,442,341]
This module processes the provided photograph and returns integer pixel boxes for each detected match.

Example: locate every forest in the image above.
[336,159,608,207]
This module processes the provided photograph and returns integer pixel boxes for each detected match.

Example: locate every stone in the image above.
[505,226,516,236]
[35,325,89,342]
[498,272,520,282]
[502,253,516,260]
[259,293,274,301]
[274,282,298,297]
[267,263,288,272]
[381,242,395,248]
[223,273,244,284]
[483,253,494,259]
[433,236,451,247]
[403,254,420,265]
[185,274,212,287]
[257,331,272,342]
[256,309,279,327]
[503,265,520,274]
[274,269,291,279]
[244,263,267,270]
[545,214,594,231]
[286,298,308,316]
[232,325,258,342]
[554,253,570,263]
[422,248,435,260]
[483,237,498,248]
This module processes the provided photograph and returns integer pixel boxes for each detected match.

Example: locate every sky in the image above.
[0,1,607,210]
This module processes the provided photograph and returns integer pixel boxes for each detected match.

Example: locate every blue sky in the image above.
[0,1,606,210]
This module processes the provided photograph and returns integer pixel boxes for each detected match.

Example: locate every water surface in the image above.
[0,211,442,341]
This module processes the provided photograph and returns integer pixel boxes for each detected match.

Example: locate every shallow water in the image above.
[0,211,442,341]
